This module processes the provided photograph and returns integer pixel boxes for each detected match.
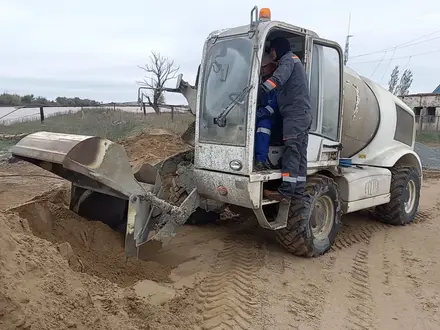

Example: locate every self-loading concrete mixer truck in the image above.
[12,6,422,258]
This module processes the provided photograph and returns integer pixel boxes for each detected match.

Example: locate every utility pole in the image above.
[344,13,353,66]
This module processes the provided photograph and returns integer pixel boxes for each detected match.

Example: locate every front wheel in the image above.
[168,163,220,225]
[276,175,342,257]
[372,166,421,225]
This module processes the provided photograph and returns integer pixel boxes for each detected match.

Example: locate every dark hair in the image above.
[270,37,291,60]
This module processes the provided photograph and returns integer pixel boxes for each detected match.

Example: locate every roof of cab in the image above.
[206,20,319,41]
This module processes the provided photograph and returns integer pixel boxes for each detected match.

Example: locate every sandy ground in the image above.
[1,134,440,329]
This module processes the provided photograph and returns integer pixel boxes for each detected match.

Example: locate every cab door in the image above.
[306,38,344,166]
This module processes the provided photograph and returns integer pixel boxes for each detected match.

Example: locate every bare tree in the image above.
[388,65,399,95]
[395,69,413,96]
[138,51,179,114]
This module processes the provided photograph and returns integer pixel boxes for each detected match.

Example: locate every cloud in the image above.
[1,0,439,101]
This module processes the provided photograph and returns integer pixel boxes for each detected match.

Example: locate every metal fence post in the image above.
[39,107,44,123]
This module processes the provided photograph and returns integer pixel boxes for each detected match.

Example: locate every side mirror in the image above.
[176,74,183,89]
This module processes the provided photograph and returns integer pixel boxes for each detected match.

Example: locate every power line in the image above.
[370,51,388,78]
[351,35,440,58]
[350,48,440,64]
[396,28,440,47]
[380,48,397,83]
[401,56,413,72]
[350,29,440,58]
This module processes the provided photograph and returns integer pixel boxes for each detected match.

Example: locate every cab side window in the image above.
[309,45,320,132]
[309,43,342,141]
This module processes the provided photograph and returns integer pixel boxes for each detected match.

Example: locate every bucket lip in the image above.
[11,131,97,165]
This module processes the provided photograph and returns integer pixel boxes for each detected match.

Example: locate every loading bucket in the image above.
[12,131,145,198]
[11,131,194,258]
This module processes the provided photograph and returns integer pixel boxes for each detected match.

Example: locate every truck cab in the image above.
[195,7,343,178]
[189,8,344,231]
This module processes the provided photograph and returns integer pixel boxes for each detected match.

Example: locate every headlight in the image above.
[229,160,243,171]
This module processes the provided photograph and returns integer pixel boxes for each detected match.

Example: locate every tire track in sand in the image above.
[318,246,361,330]
[344,247,377,330]
[331,207,434,252]
[413,208,434,224]
[331,216,390,252]
[368,226,427,329]
[318,237,378,329]
[382,231,391,286]
[194,237,263,330]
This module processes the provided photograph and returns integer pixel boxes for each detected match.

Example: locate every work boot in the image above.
[263,189,289,202]
[254,160,271,172]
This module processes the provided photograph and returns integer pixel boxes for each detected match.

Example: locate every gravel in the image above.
[415,142,440,169]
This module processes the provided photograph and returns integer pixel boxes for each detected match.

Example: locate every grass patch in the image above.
[0,139,16,150]
[0,108,194,141]
[416,132,440,145]
[0,108,194,156]
[0,139,16,158]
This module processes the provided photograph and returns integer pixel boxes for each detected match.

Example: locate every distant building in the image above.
[400,88,440,131]
[400,93,440,117]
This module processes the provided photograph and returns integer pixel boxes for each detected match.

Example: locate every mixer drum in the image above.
[341,68,381,158]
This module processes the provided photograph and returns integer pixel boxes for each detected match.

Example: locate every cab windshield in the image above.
[199,37,254,146]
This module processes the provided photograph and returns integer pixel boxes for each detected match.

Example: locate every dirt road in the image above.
[1,135,440,329]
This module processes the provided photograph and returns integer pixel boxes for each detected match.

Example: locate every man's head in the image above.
[269,37,291,61]
[261,52,277,78]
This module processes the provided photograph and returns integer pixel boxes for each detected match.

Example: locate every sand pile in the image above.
[0,211,194,330]
[8,191,172,287]
[0,132,199,329]
[121,133,191,169]
[3,132,193,288]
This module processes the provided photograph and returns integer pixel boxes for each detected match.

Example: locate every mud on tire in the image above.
[276,175,342,257]
[372,165,420,225]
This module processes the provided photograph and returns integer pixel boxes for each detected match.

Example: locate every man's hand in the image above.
[256,107,266,120]
[262,53,298,92]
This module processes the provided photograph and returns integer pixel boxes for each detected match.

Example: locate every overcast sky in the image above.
[0,0,439,103]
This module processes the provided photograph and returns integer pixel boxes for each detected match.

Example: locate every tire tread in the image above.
[276,175,341,258]
[372,166,420,225]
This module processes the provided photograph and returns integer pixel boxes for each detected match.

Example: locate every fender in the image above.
[358,147,423,178]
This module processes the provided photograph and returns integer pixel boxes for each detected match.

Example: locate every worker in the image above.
[261,37,312,202]
[254,52,279,171]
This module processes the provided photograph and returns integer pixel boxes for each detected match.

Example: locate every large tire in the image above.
[276,175,342,257]
[372,166,420,225]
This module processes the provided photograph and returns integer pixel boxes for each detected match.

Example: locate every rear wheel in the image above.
[372,166,420,225]
[276,175,341,257]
